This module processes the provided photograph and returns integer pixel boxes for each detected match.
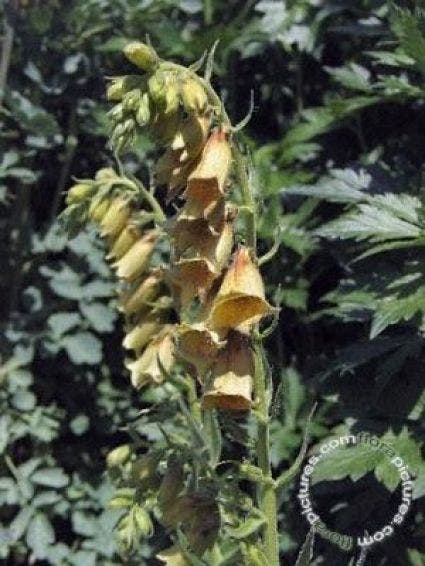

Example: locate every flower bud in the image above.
[107,223,142,260]
[123,312,163,352]
[107,77,126,101]
[106,444,131,468]
[208,247,274,331]
[180,77,208,114]
[95,167,118,182]
[88,197,111,223]
[66,182,93,205]
[112,230,157,281]
[123,42,159,72]
[126,327,175,388]
[100,197,131,239]
[157,545,189,565]
[133,504,154,538]
[122,88,142,112]
[135,92,151,126]
[131,453,160,487]
[119,271,162,316]
[108,103,125,123]
[202,332,253,411]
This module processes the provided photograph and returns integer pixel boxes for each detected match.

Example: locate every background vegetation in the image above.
[0,0,424,564]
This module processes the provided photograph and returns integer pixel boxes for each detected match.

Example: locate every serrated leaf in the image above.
[371,287,425,338]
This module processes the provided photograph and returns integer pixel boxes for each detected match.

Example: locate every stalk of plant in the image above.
[62,42,281,565]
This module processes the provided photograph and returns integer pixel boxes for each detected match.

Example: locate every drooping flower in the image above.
[119,270,163,316]
[126,327,175,388]
[208,246,274,331]
[202,332,253,411]
[122,311,164,352]
[112,230,157,281]
[107,222,142,260]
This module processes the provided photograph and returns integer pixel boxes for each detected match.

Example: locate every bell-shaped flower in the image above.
[126,327,175,388]
[208,247,273,331]
[202,332,253,411]
[112,230,157,281]
[175,323,226,376]
[156,546,189,566]
[183,129,232,210]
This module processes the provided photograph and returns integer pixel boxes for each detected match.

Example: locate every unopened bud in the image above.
[107,78,126,101]
[124,42,159,72]
[180,78,208,114]
[66,182,93,205]
[123,89,142,112]
[135,92,151,126]
[133,504,153,537]
[107,444,131,468]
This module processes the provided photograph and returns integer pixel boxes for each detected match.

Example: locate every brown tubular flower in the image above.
[112,230,157,281]
[202,332,253,411]
[126,327,175,388]
[175,323,225,377]
[156,114,211,199]
[183,129,232,210]
[208,246,274,331]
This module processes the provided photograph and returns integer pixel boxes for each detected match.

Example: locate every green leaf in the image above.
[31,468,69,489]
[79,302,116,333]
[26,514,55,559]
[371,287,425,338]
[61,332,102,365]
[48,312,82,338]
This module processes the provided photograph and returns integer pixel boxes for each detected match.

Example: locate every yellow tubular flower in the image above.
[126,327,175,388]
[88,197,111,223]
[100,197,132,239]
[112,230,157,281]
[107,223,142,261]
[202,332,253,411]
[122,311,163,352]
[119,270,162,316]
[208,246,274,331]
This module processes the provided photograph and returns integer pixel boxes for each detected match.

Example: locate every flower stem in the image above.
[253,341,279,565]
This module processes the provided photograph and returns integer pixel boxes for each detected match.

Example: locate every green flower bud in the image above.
[107,78,126,101]
[106,444,131,468]
[135,92,151,126]
[108,103,125,123]
[124,42,159,72]
[66,182,93,205]
[123,89,143,112]
[133,504,153,538]
[180,78,208,114]
[148,71,167,105]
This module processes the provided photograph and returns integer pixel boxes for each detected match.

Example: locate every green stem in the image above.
[121,177,166,224]
[253,341,279,566]
[232,144,256,250]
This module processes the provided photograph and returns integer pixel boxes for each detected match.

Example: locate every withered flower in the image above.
[202,332,253,411]
[208,247,273,331]
[113,230,157,281]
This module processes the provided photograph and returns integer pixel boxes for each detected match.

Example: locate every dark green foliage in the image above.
[1,0,424,564]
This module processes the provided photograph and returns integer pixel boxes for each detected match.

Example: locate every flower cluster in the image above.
[64,42,276,561]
